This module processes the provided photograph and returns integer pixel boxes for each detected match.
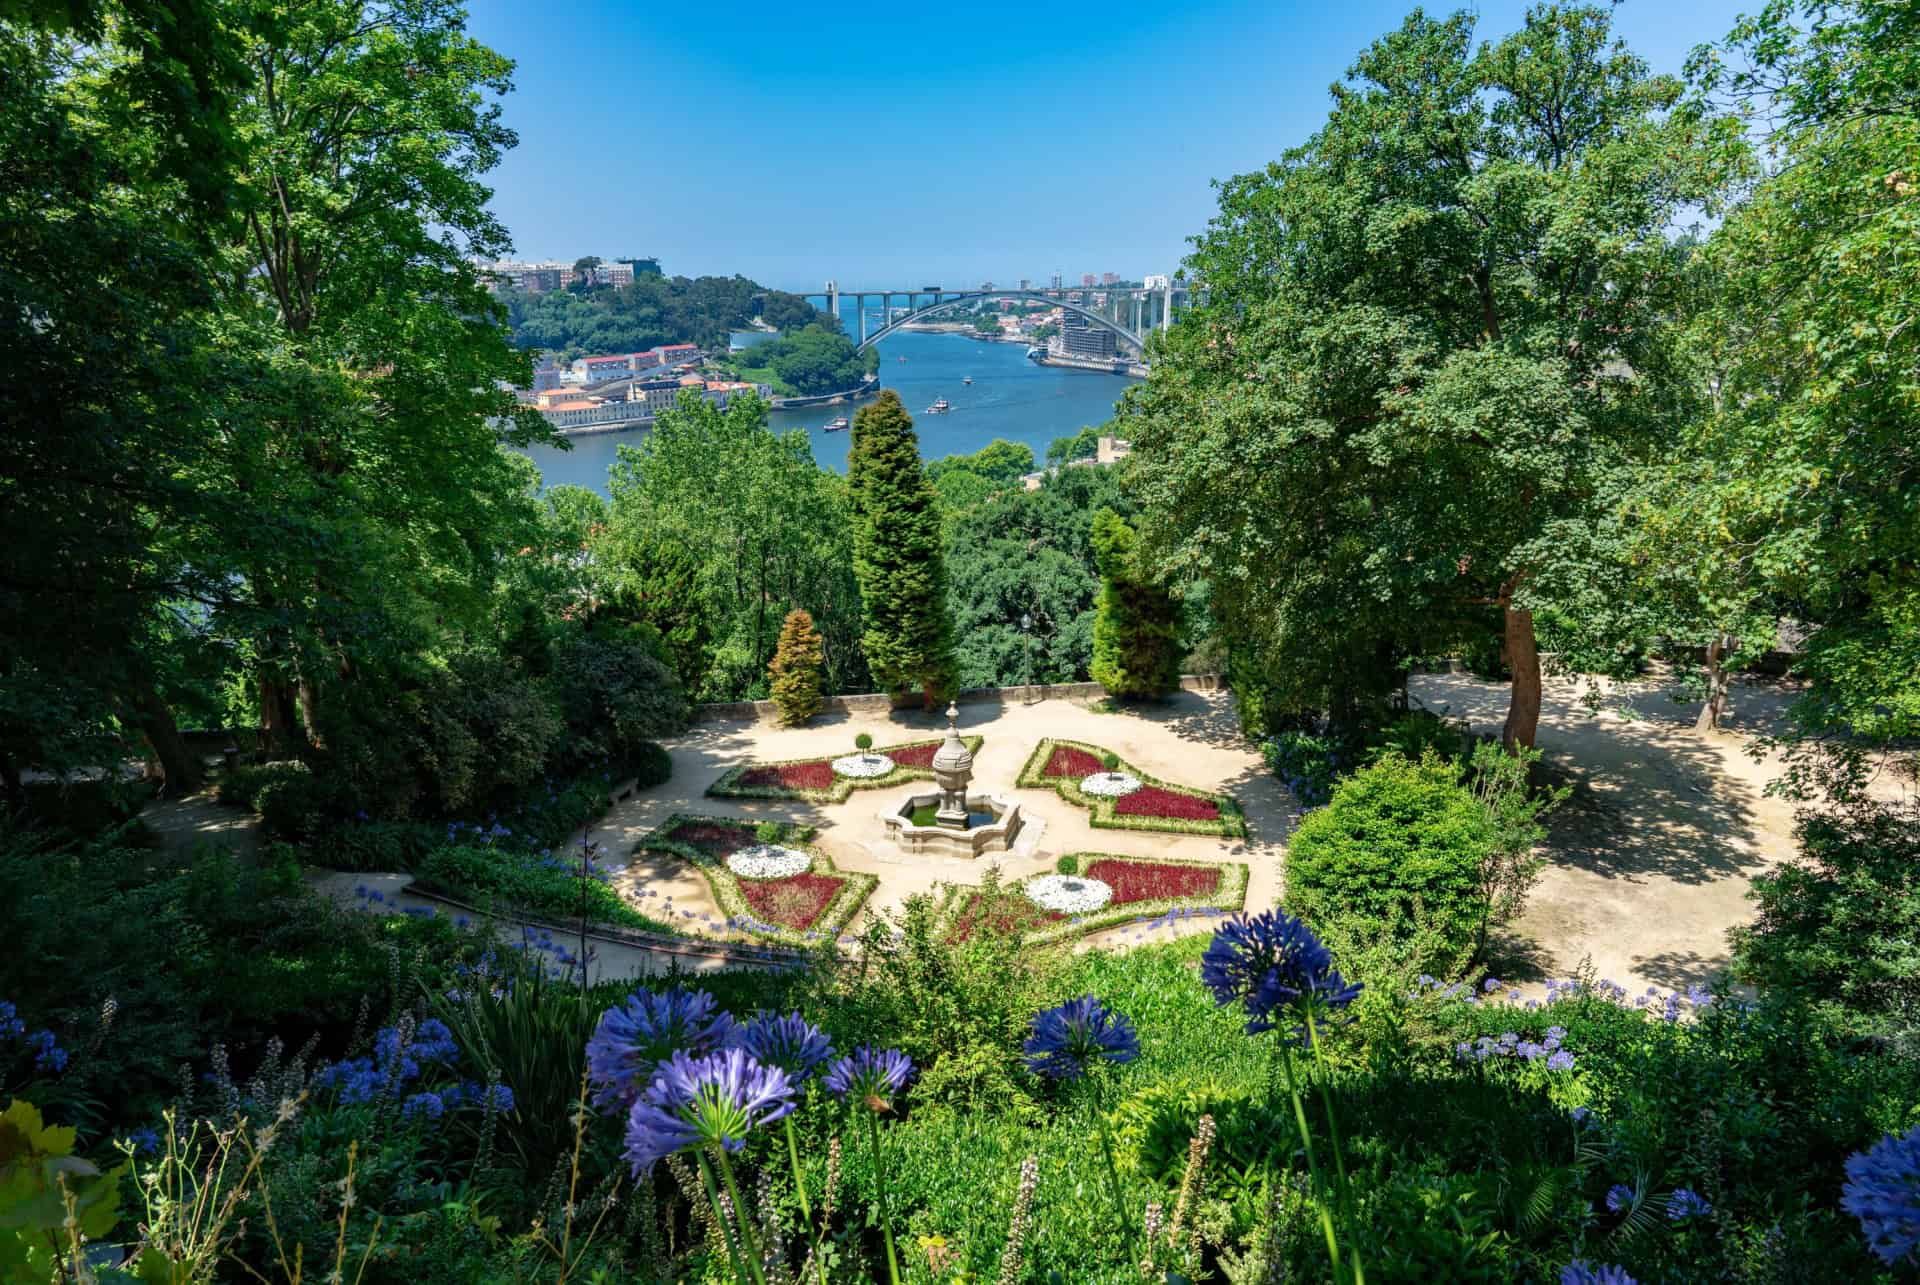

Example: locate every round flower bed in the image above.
[831,752,895,779]
[1079,771,1142,797]
[1115,785,1221,822]
[1025,874,1114,914]
[725,844,812,880]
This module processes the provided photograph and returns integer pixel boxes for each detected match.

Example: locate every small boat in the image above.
[897,355,907,362]
[963,376,973,385]
[924,398,951,414]
[824,416,850,432]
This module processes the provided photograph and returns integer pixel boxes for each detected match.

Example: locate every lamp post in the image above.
[1021,612,1036,704]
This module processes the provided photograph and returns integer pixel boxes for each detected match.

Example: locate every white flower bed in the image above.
[725,844,812,880]
[831,753,896,779]
[1079,771,1142,797]
[1024,875,1114,914]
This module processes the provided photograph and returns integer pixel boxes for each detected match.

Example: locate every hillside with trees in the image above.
[504,272,829,357]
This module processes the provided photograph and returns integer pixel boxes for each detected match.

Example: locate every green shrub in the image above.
[253,767,346,842]
[552,630,688,762]
[215,759,306,809]
[631,739,672,789]
[855,731,874,752]
[1286,750,1494,973]
[13,777,153,840]
[304,818,439,872]
[1056,853,1079,875]
[767,607,826,725]
[414,844,668,933]
[1732,798,1920,1014]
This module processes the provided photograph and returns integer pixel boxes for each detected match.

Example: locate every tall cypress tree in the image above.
[847,391,957,706]
[1089,508,1183,699]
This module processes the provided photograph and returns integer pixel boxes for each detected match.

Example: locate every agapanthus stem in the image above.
[785,1115,827,1285]
[1304,1009,1355,1216]
[864,1109,902,1285]
[697,1149,759,1285]
[1093,1093,1136,1244]
[712,1148,769,1285]
[1280,1039,1342,1280]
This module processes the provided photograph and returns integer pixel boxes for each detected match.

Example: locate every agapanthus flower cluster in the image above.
[2,1000,69,1075]
[1200,910,1362,1040]
[312,1018,458,1104]
[730,1011,835,1082]
[1605,1184,1636,1214]
[823,1045,915,1114]
[1842,1123,1920,1265]
[399,1080,514,1122]
[1667,1188,1712,1220]
[622,1047,796,1173]
[1561,1261,1637,1285]
[1022,995,1141,1081]
[1453,1026,1575,1071]
[586,987,736,1110]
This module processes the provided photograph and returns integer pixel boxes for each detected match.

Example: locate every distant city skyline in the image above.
[466,0,1750,288]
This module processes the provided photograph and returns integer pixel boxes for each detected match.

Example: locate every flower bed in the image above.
[637,813,874,947]
[1017,738,1247,837]
[941,854,1247,946]
[708,736,983,803]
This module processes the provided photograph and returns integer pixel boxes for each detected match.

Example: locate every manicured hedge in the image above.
[940,853,1248,946]
[1016,737,1248,837]
[636,812,876,947]
[706,736,983,803]
[413,844,672,934]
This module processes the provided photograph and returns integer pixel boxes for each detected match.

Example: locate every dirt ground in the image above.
[1408,668,1803,992]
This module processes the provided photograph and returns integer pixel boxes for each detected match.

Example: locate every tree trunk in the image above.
[129,679,204,797]
[1695,633,1731,732]
[258,672,304,757]
[1501,597,1542,750]
[297,675,324,750]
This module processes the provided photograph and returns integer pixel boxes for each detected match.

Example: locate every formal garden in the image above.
[7,1,1920,1281]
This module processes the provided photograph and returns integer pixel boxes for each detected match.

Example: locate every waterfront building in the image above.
[1052,313,1118,360]
[654,343,700,369]
[1143,273,1171,290]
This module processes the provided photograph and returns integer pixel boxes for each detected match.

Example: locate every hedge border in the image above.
[937,853,1250,946]
[705,736,985,803]
[1015,737,1249,837]
[635,812,876,948]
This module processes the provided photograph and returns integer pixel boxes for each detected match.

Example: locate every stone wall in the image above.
[692,673,1225,724]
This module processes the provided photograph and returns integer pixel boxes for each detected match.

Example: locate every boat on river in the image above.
[963,375,973,384]
[823,415,850,432]
[924,398,951,414]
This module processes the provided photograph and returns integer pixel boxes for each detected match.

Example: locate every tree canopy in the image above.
[506,273,834,357]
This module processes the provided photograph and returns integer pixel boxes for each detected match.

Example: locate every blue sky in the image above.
[466,0,1753,291]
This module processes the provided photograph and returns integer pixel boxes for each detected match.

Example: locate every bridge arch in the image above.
[853,290,1145,355]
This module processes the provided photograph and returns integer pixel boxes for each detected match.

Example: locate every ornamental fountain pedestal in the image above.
[880,703,1024,858]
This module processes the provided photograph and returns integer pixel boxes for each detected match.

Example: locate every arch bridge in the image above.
[852,290,1146,354]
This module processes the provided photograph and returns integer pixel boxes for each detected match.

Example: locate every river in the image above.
[521,321,1141,495]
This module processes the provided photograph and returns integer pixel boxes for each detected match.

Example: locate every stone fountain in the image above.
[880,703,1023,858]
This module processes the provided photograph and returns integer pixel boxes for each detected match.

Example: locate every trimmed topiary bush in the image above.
[1055,853,1079,875]
[631,740,673,789]
[1286,750,1494,974]
[767,608,826,725]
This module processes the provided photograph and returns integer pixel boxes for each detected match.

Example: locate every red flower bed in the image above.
[1114,786,1221,822]
[737,760,835,792]
[887,741,940,769]
[1083,858,1221,903]
[667,822,757,857]
[738,871,844,931]
[948,892,1062,943]
[1043,745,1105,779]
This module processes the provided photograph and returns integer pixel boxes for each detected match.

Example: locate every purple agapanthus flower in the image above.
[822,1045,915,1114]
[28,1030,66,1073]
[1199,910,1362,1040]
[1547,1050,1576,1072]
[586,988,736,1111]
[731,1011,835,1084]
[1843,1124,1920,1264]
[1561,1262,1638,1285]
[1023,995,1141,1081]
[622,1048,795,1174]
[127,1126,161,1156]
[1667,1188,1712,1220]
[1605,1184,1636,1214]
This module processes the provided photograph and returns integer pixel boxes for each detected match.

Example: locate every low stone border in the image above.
[1016,737,1249,838]
[636,813,877,948]
[937,854,1249,946]
[706,737,983,803]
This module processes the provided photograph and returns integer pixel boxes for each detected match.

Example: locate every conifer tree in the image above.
[1089,508,1182,699]
[847,391,957,706]
[767,608,826,726]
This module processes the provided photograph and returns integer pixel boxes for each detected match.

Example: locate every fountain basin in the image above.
[881,792,1024,858]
